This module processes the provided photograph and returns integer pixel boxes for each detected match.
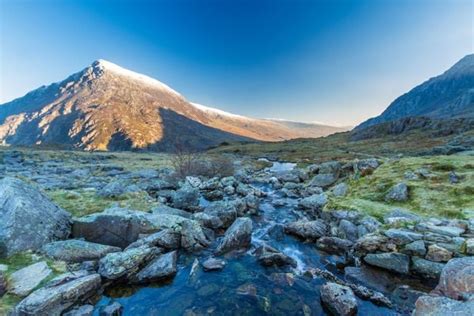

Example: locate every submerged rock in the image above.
[0,177,71,257]
[320,282,358,316]
[215,217,252,255]
[202,257,226,271]
[13,274,101,316]
[42,239,121,263]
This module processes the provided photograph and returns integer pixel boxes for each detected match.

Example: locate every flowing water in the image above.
[93,162,399,315]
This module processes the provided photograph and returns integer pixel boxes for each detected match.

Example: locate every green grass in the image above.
[47,189,159,217]
[326,155,474,220]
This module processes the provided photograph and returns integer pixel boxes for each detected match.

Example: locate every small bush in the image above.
[432,163,455,172]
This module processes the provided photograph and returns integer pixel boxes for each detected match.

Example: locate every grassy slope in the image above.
[326,155,474,220]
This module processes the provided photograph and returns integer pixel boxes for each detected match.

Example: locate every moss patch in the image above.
[326,155,474,220]
[47,189,159,217]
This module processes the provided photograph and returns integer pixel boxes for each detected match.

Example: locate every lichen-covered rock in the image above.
[320,282,358,316]
[13,274,101,316]
[215,217,252,255]
[180,220,212,252]
[8,261,52,297]
[402,240,426,256]
[98,246,159,280]
[42,240,121,263]
[131,251,177,284]
[363,252,410,274]
[433,257,474,300]
[171,184,200,211]
[411,257,445,279]
[385,182,408,202]
[284,220,327,241]
[0,177,71,257]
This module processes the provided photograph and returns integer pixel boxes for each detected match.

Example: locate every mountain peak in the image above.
[88,59,181,96]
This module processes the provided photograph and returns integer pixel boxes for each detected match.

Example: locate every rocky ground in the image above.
[0,148,473,315]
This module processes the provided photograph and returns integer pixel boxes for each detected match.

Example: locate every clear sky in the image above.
[0,0,472,126]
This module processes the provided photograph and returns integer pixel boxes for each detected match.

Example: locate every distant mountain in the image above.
[0,60,346,151]
[356,54,474,130]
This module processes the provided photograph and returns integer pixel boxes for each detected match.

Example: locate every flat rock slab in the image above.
[42,239,121,263]
[363,252,410,274]
[8,261,52,297]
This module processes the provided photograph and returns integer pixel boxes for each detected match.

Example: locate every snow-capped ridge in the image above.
[190,102,255,121]
[92,59,181,96]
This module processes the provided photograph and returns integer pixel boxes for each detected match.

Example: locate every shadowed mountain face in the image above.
[357,54,474,130]
[0,60,345,151]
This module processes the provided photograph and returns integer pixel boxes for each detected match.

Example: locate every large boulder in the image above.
[363,252,410,274]
[98,246,159,280]
[285,220,327,241]
[171,184,200,211]
[126,229,181,250]
[255,244,296,267]
[320,282,358,316]
[309,174,338,189]
[42,240,121,263]
[298,193,328,211]
[72,208,185,248]
[180,220,212,252]
[414,295,474,316]
[8,262,52,297]
[0,177,71,257]
[433,257,474,300]
[385,183,408,202]
[12,273,101,316]
[215,218,252,255]
[131,251,178,284]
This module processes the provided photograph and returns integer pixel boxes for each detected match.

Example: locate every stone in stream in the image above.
[298,193,328,211]
[316,237,353,254]
[433,257,474,300]
[126,229,181,250]
[131,251,178,284]
[180,220,212,252]
[425,244,452,262]
[42,239,121,263]
[320,282,358,316]
[411,257,445,279]
[255,244,297,267]
[202,257,226,271]
[363,252,410,274]
[0,177,72,257]
[12,274,102,316]
[215,217,252,255]
[284,220,327,241]
[309,173,338,189]
[8,261,52,297]
[413,295,474,316]
[63,304,94,316]
[99,301,123,316]
[98,246,160,280]
[385,182,408,202]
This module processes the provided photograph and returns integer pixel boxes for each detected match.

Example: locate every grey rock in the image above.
[203,200,238,229]
[385,182,408,202]
[332,183,348,197]
[364,252,410,274]
[354,158,379,175]
[202,257,226,271]
[8,261,52,297]
[215,217,252,255]
[466,238,474,255]
[402,240,427,256]
[255,244,297,267]
[285,220,327,241]
[338,219,358,242]
[42,240,121,263]
[319,161,341,175]
[99,301,123,316]
[171,184,200,211]
[320,282,358,316]
[180,220,212,252]
[0,177,71,257]
[384,229,422,245]
[309,173,338,188]
[0,271,6,298]
[426,244,452,262]
[434,257,474,300]
[151,205,192,218]
[298,193,328,211]
[97,181,127,198]
[383,208,420,224]
[132,251,177,284]
[98,246,159,280]
[126,229,181,250]
[13,274,101,316]
[63,304,94,316]
[417,224,465,237]
[316,237,353,254]
[411,257,445,279]
[414,295,474,316]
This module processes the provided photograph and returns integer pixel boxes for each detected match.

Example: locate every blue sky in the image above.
[0,0,472,126]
